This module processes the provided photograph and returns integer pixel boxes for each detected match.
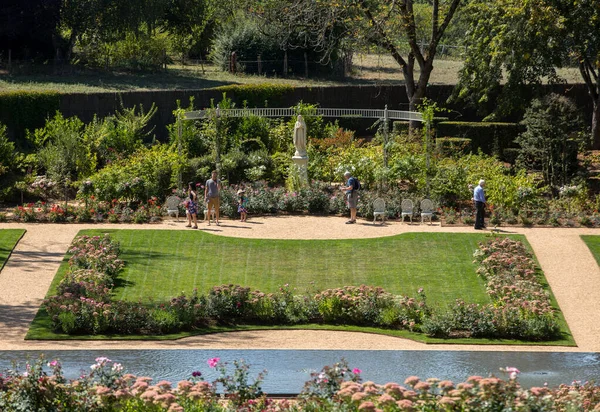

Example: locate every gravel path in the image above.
[1,217,599,352]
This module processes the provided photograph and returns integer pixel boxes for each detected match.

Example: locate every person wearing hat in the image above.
[237,188,248,222]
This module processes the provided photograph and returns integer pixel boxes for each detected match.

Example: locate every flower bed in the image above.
[422,237,561,340]
[7,197,165,224]
[6,180,600,227]
[2,357,600,411]
[42,235,563,342]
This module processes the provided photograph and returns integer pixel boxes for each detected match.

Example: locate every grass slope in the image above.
[0,229,26,271]
[28,230,574,345]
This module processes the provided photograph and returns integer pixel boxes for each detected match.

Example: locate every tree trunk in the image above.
[592,99,600,150]
[66,30,77,62]
[407,62,433,130]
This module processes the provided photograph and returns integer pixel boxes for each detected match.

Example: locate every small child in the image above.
[237,189,248,222]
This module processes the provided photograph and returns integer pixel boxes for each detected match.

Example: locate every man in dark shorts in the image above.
[204,170,222,226]
[341,171,358,224]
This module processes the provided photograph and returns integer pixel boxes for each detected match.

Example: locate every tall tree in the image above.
[253,0,463,112]
[455,0,600,148]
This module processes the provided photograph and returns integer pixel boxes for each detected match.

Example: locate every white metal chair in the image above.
[203,203,216,223]
[420,199,434,225]
[165,196,181,221]
[372,198,386,224]
[401,199,414,224]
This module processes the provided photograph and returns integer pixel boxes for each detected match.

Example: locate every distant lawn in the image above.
[0,229,25,271]
[0,57,584,94]
[28,230,573,345]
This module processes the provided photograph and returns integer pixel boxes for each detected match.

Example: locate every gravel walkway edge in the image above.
[1,217,598,352]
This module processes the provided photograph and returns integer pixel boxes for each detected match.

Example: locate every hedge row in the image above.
[0,91,61,143]
[212,84,295,108]
[436,121,524,158]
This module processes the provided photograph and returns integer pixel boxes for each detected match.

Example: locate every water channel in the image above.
[1,350,598,393]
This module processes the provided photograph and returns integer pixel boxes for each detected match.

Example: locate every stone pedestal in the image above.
[292,155,309,187]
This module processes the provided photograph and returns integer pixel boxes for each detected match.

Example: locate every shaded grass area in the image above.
[27,230,574,345]
[0,64,348,94]
[1,57,584,93]
[0,229,26,271]
[581,236,600,266]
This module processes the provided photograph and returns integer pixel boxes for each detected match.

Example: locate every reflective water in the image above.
[1,350,599,393]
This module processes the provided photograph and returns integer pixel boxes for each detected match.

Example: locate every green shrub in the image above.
[435,137,472,156]
[91,144,182,202]
[213,84,294,109]
[436,121,523,157]
[75,207,92,223]
[210,16,340,78]
[302,185,331,214]
[421,312,453,338]
[148,309,181,334]
[57,312,77,334]
[78,32,169,71]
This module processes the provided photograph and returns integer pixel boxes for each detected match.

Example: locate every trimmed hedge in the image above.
[435,121,524,158]
[0,91,61,143]
[212,84,295,108]
[435,137,472,156]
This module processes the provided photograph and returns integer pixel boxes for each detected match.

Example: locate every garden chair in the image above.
[420,199,434,225]
[203,203,216,223]
[372,198,386,224]
[165,196,181,221]
[401,199,414,224]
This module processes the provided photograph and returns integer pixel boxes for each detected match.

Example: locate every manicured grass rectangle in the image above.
[0,229,25,271]
[31,229,574,345]
[47,230,518,307]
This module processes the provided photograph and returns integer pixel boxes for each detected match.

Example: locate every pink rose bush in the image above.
[45,235,560,341]
[3,357,600,411]
[422,237,561,340]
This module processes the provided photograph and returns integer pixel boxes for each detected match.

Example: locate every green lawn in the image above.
[0,229,25,271]
[581,236,600,265]
[46,229,500,306]
[29,229,573,345]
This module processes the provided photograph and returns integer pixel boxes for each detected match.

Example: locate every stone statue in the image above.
[293,115,307,158]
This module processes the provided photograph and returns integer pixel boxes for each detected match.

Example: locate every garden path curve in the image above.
[0,217,599,352]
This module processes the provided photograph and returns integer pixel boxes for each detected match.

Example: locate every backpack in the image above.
[351,177,360,191]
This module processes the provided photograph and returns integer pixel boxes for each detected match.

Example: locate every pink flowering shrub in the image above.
[4,357,600,411]
[300,359,362,400]
[67,234,124,278]
[423,237,561,340]
[313,286,429,329]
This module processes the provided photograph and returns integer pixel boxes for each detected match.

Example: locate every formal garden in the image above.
[19,229,570,345]
[1,91,600,229]
[4,0,600,409]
